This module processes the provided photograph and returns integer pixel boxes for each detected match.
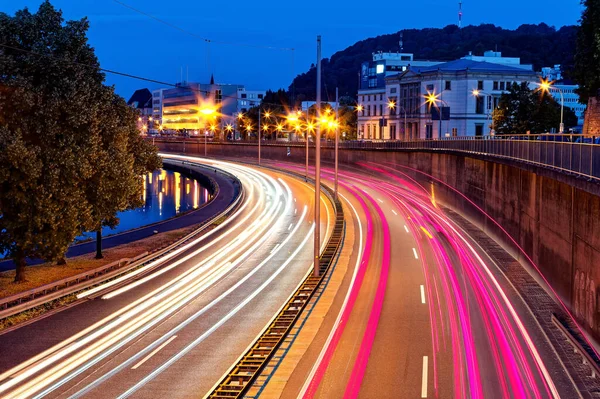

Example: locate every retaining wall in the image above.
[157,140,600,339]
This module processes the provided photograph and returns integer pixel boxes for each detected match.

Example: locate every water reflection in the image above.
[81,169,210,239]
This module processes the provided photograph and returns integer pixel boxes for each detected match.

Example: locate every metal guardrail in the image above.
[551,313,600,379]
[0,161,244,322]
[205,180,345,399]
[152,134,600,183]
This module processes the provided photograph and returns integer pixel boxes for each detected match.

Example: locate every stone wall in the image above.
[584,96,600,135]
[157,141,600,339]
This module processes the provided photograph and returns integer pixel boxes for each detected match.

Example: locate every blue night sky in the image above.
[4,0,584,99]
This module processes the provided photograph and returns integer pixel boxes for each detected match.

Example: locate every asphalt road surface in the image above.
[265,159,579,399]
[0,156,333,399]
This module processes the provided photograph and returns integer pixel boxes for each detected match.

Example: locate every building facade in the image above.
[237,88,266,114]
[360,59,538,139]
[127,88,153,133]
[357,52,444,140]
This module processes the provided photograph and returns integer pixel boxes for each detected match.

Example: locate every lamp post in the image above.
[472,89,495,134]
[204,131,208,156]
[426,92,449,138]
[538,79,565,133]
[314,35,322,278]
[334,87,339,200]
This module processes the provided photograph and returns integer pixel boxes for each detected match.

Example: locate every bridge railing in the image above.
[150,133,600,182]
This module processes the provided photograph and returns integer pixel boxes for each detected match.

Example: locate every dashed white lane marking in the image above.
[288,223,293,231]
[412,248,419,260]
[132,336,177,370]
[404,225,410,233]
[420,285,426,304]
[421,356,428,397]
[270,243,281,254]
[392,210,398,216]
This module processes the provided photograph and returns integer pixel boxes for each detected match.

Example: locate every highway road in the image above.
[263,159,580,399]
[0,156,334,399]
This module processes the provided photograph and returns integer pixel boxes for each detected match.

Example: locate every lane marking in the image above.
[294,198,296,202]
[404,225,409,233]
[377,198,384,203]
[412,248,419,260]
[391,210,398,216]
[421,356,428,398]
[288,223,293,231]
[131,336,177,370]
[270,243,281,254]
[294,208,297,215]
[420,285,426,304]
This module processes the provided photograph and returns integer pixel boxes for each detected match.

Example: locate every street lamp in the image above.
[472,89,495,135]
[425,91,449,139]
[537,79,565,133]
[225,124,233,140]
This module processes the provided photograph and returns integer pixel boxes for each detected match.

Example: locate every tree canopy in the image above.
[0,1,161,281]
[573,0,600,103]
[493,82,578,135]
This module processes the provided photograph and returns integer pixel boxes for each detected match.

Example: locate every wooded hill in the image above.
[289,23,578,102]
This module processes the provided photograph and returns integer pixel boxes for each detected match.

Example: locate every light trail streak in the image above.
[0,159,315,399]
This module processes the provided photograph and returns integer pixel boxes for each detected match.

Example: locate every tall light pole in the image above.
[472,89,494,134]
[334,87,339,200]
[539,80,565,133]
[314,35,322,278]
[258,108,261,165]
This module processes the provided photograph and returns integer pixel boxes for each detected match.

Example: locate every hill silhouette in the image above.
[289,23,578,102]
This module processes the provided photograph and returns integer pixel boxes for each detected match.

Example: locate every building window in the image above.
[390,124,396,140]
[476,96,485,114]
[258,94,263,99]
[379,104,383,116]
[215,89,222,104]
[475,124,484,136]
[367,106,371,116]
[499,82,505,90]
[373,105,377,116]
[506,82,511,90]
[426,84,434,91]
[445,81,452,91]
[367,124,371,139]
[426,124,433,139]
[241,93,247,99]
[368,95,371,102]
[452,127,458,136]
[380,94,383,101]
[478,81,484,90]
[493,81,499,91]
[390,87,397,94]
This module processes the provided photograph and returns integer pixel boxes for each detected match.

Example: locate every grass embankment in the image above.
[0,226,198,331]
[0,226,196,299]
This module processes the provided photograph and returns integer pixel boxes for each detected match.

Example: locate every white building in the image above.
[462,50,533,71]
[357,52,444,140]
[237,88,266,114]
[542,65,586,127]
[359,59,538,139]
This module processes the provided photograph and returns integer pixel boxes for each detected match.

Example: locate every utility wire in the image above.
[112,0,295,52]
[0,42,295,110]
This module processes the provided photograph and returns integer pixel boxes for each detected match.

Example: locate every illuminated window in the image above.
[376,64,384,74]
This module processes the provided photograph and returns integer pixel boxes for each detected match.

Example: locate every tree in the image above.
[0,2,160,280]
[573,0,600,103]
[493,82,578,135]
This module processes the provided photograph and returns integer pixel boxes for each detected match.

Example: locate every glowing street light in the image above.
[356,104,364,112]
[200,107,216,116]
[537,79,564,133]
[237,112,244,119]
[262,124,269,132]
[388,100,396,110]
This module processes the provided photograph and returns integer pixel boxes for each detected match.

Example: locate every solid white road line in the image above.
[412,248,419,260]
[131,336,177,370]
[420,285,426,304]
[421,356,428,398]
[392,210,398,216]
[404,225,409,233]
[288,223,293,231]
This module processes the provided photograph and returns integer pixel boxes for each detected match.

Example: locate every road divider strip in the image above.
[205,175,344,399]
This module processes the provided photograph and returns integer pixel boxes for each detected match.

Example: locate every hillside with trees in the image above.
[290,23,578,102]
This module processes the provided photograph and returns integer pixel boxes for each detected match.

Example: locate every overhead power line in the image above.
[111,0,295,52]
[0,42,297,110]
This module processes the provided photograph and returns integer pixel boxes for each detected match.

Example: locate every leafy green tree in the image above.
[0,2,160,280]
[493,82,578,135]
[573,0,600,103]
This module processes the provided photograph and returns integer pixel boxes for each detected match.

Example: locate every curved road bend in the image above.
[262,159,579,399]
[0,156,334,399]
